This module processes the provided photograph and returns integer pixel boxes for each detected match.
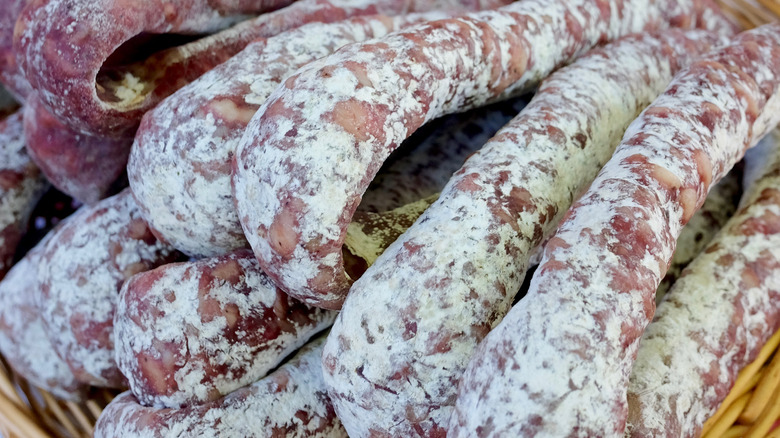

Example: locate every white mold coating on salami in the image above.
[233,0,737,309]
[95,337,347,438]
[450,24,780,437]
[129,12,451,257]
[0,233,87,401]
[115,250,336,408]
[0,111,48,279]
[626,130,780,437]
[320,29,727,437]
[36,189,182,388]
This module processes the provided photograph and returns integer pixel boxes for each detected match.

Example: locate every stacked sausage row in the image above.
[0,0,779,436]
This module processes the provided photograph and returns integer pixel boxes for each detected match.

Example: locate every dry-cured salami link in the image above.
[95,336,347,438]
[233,0,737,309]
[0,0,33,100]
[15,0,507,138]
[320,29,728,437]
[0,233,88,401]
[0,111,48,280]
[115,249,336,408]
[655,169,741,302]
[451,24,780,437]
[36,189,183,388]
[129,11,453,257]
[626,130,780,437]
[23,94,130,204]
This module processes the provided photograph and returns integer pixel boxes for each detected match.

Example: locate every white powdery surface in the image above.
[322,29,726,438]
[452,24,780,437]
[0,112,48,278]
[130,11,449,257]
[114,250,336,408]
[36,189,181,388]
[0,233,87,401]
[233,0,734,309]
[95,337,348,438]
[627,129,780,437]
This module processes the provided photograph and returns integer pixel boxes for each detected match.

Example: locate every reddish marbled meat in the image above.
[232,0,737,310]
[14,0,506,138]
[451,23,780,437]
[0,0,32,100]
[0,232,88,401]
[321,29,728,437]
[36,189,183,388]
[627,130,780,437]
[95,337,347,438]
[23,93,130,204]
[115,249,335,408]
[0,110,48,280]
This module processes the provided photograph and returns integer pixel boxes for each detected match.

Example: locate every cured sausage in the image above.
[232,0,737,309]
[36,189,183,388]
[115,249,335,408]
[450,23,780,437]
[0,111,48,280]
[23,93,130,204]
[15,0,508,137]
[0,232,87,401]
[321,29,728,437]
[0,0,32,100]
[129,11,453,257]
[95,336,347,438]
[626,129,780,437]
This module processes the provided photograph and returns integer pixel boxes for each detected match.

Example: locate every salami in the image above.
[0,233,87,401]
[36,189,183,388]
[232,0,737,309]
[320,29,728,437]
[15,0,506,138]
[129,11,452,257]
[450,24,780,437]
[0,111,48,280]
[23,93,130,204]
[655,169,742,302]
[0,0,32,100]
[626,129,780,437]
[115,249,335,408]
[95,336,347,438]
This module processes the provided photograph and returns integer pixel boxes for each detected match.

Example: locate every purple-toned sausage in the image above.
[626,129,780,437]
[0,0,32,100]
[320,29,729,437]
[15,0,508,138]
[232,0,737,310]
[451,24,780,437]
[115,249,335,408]
[95,336,347,438]
[129,11,454,257]
[36,189,183,388]
[23,93,130,204]
[0,111,48,280]
[0,232,88,401]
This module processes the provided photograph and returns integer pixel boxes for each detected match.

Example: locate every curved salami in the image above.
[129,11,452,257]
[0,232,87,401]
[626,129,780,437]
[95,337,347,438]
[23,93,130,204]
[0,111,48,280]
[451,24,780,437]
[232,0,737,309]
[36,189,183,388]
[15,0,504,138]
[320,29,728,437]
[115,249,335,408]
[0,0,32,100]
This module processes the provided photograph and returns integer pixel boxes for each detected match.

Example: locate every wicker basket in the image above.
[0,1,777,437]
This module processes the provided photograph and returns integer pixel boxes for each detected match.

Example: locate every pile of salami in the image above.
[0,0,779,436]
